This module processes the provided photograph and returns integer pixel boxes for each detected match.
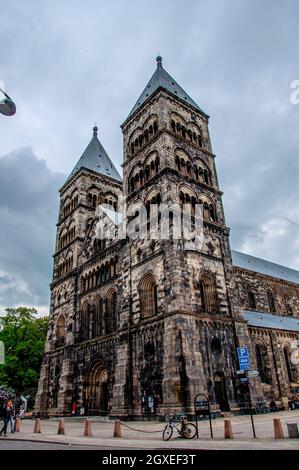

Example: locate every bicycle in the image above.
[254,402,270,414]
[162,413,197,441]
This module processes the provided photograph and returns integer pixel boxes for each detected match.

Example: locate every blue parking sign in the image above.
[237,347,251,370]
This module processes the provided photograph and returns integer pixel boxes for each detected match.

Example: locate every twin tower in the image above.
[35,57,260,417]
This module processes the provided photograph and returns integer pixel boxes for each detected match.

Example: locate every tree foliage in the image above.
[0,307,48,402]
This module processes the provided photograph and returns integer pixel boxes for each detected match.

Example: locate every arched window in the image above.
[106,291,117,333]
[198,133,203,147]
[81,303,90,342]
[247,287,256,310]
[199,272,217,314]
[139,273,158,319]
[211,337,222,354]
[284,295,293,315]
[93,298,103,338]
[209,204,216,222]
[255,344,271,384]
[57,315,66,337]
[284,347,297,383]
[203,169,210,185]
[56,315,66,346]
[65,251,73,273]
[267,290,276,312]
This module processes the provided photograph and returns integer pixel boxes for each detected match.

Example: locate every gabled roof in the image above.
[125,56,207,122]
[244,310,299,332]
[232,250,299,285]
[66,126,122,184]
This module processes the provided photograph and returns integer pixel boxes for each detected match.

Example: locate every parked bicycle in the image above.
[254,402,270,414]
[162,413,197,441]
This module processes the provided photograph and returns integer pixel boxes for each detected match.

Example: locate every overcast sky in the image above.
[0,0,299,315]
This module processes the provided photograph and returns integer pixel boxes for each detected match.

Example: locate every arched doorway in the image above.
[214,372,230,411]
[85,365,109,416]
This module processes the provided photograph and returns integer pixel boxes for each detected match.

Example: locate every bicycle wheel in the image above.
[182,422,197,439]
[163,424,173,441]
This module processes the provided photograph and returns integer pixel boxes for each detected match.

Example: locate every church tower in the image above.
[118,56,253,415]
[35,126,122,413]
[36,57,262,418]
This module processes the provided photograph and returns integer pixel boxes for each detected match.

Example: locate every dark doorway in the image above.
[99,381,108,413]
[85,365,109,416]
[214,373,230,411]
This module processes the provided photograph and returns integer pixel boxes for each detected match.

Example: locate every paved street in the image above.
[0,441,113,450]
[0,410,298,450]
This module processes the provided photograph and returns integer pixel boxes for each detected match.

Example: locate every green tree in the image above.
[0,307,48,405]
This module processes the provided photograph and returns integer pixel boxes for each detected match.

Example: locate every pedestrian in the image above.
[19,403,25,419]
[71,401,77,416]
[0,402,8,437]
[6,399,14,433]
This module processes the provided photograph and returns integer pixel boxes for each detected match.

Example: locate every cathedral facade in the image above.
[35,57,299,418]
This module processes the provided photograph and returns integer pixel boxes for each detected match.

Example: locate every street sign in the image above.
[237,347,251,371]
[248,370,259,377]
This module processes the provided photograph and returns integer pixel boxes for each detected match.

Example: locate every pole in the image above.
[246,370,256,438]
[208,402,213,439]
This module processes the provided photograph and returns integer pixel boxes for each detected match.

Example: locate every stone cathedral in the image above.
[35,57,299,418]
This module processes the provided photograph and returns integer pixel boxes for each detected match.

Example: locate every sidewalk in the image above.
[1,410,299,450]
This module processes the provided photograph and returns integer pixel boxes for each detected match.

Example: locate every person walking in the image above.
[19,403,25,419]
[71,401,77,416]
[0,402,8,437]
[6,399,14,433]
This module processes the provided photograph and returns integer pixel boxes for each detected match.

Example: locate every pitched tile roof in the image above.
[244,310,299,332]
[66,126,122,184]
[232,250,299,285]
[125,56,207,121]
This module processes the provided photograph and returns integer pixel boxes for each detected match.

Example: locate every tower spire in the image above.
[124,56,207,123]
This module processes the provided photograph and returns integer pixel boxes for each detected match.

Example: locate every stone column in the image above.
[57,354,74,414]
[270,331,288,407]
[161,315,205,415]
[34,362,50,412]
[111,342,131,417]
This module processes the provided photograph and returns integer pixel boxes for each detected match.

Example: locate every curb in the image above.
[0,437,71,446]
[0,436,163,450]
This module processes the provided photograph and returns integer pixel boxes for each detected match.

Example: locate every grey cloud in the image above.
[0,0,299,311]
[0,148,65,311]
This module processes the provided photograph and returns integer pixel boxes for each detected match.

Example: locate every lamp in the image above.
[0,87,16,116]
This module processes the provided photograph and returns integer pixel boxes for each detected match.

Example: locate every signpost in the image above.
[194,393,213,439]
[237,346,256,438]
[237,347,251,370]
